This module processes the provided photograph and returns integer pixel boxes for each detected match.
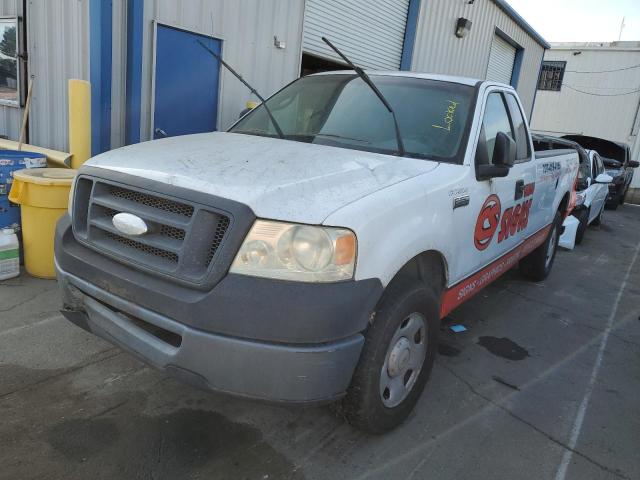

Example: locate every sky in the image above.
[505,0,640,43]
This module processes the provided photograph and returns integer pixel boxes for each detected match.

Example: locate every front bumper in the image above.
[55,215,383,404]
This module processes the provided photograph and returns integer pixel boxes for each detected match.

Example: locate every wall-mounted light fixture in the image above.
[274,36,286,49]
[455,18,472,38]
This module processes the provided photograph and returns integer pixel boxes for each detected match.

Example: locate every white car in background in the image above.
[573,149,612,243]
[533,135,612,247]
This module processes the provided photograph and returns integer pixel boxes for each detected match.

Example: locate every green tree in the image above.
[0,25,16,59]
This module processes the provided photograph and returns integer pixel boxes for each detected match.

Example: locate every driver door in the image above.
[454,89,536,283]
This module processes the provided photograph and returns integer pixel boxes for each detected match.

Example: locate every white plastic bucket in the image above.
[0,227,19,280]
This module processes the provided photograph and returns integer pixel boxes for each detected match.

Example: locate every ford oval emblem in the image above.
[112,213,148,236]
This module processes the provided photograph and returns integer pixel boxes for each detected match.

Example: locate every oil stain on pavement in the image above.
[477,336,530,361]
[46,408,304,480]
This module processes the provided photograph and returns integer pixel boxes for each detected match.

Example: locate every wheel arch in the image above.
[559,191,571,216]
[385,250,448,296]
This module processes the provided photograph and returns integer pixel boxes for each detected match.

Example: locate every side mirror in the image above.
[629,160,639,168]
[576,178,589,190]
[477,164,510,179]
[492,131,517,168]
[595,173,613,184]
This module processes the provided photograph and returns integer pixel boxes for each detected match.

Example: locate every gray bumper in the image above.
[57,265,365,404]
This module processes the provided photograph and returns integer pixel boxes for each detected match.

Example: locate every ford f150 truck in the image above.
[55,71,578,433]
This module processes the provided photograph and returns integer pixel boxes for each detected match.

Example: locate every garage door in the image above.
[303,0,411,70]
[486,34,516,85]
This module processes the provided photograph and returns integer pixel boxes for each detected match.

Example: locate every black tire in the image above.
[575,209,588,245]
[605,196,619,210]
[619,187,627,205]
[341,279,440,434]
[519,211,562,281]
[591,205,604,226]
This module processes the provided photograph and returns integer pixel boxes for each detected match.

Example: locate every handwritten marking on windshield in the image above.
[432,100,460,132]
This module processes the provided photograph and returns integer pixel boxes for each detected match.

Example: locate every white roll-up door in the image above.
[303,0,411,70]
[486,34,516,85]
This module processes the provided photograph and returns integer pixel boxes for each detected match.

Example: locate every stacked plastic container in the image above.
[0,150,47,229]
[0,227,19,280]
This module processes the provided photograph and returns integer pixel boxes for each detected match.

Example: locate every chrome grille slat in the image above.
[89,217,183,254]
[73,177,232,284]
[100,231,179,265]
[91,195,190,228]
[108,186,194,217]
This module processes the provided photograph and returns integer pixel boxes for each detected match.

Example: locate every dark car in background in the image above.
[563,135,639,209]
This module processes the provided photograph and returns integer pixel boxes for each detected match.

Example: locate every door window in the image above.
[504,94,531,161]
[594,153,605,176]
[476,92,515,165]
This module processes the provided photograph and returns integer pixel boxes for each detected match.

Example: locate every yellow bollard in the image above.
[68,79,91,169]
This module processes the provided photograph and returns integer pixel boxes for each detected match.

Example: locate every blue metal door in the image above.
[153,25,221,139]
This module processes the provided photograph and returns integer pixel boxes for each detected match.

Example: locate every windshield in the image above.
[229,74,475,163]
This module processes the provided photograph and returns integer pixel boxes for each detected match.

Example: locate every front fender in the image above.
[323,173,457,288]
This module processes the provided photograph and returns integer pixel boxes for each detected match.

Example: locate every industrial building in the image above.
[0,0,548,158]
[531,41,640,200]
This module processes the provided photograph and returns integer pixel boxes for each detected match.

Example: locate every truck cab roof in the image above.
[310,70,506,89]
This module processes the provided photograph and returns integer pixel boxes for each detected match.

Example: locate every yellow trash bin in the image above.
[9,168,77,279]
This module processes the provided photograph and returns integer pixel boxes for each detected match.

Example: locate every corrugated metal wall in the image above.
[302,0,409,70]
[0,0,23,141]
[136,0,305,141]
[411,0,545,115]
[111,0,128,150]
[27,0,90,151]
[530,45,640,187]
[486,34,516,84]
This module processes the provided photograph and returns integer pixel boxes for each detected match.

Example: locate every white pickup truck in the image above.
[55,71,578,433]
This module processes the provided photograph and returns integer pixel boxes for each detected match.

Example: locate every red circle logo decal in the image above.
[474,195,501,250]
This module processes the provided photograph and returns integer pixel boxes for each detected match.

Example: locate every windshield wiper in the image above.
[287,133,372,144]
[321,37,406,157]
[197,40,285,139]
[234,129,279,138]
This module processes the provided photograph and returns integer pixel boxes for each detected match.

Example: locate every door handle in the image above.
[515,179,525,200]
[155,128,168,138]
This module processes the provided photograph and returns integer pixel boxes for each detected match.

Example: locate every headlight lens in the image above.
[230,220,356,282]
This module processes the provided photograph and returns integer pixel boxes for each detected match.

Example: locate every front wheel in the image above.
[575,209,588,245]
[340,280,440,434]
[619,187,628,205]
[591,204,604,226]
[519,211,561,281]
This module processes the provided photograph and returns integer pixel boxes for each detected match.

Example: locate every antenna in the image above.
[618,16,625,41]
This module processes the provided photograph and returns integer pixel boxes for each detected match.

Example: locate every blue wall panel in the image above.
[400,0,422,71]
[125,0,144,145]
[90,0,112,155]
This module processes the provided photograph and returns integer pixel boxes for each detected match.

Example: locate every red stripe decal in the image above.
[440,225,552,318]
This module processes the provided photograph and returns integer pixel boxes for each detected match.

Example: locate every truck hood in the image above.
[86,132,439,224]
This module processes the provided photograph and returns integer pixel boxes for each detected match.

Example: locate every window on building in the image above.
[537,61,566,91]
[0,17,19,106]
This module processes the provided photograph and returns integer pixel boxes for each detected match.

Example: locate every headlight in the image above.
[230,220,356,282]
[575,191,586,206]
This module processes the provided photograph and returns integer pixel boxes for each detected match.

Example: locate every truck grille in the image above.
[72,176,232,284]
